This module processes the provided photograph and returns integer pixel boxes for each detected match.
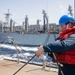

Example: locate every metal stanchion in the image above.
[0,36,27,63]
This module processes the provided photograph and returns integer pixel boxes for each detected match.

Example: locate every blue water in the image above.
[0,44,58,67]
[0,44,47,59]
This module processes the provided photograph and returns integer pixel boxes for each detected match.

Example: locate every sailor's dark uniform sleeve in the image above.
[43,34,75,53]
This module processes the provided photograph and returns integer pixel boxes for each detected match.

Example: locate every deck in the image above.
[0,59,58,75]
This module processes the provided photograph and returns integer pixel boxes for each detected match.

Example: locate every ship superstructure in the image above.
[0,9,58,46]
[0,9,58,34]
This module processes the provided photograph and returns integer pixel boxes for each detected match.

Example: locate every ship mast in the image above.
[4,9,11,24]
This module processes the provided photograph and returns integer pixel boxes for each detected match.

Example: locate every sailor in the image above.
[36,15,75,75]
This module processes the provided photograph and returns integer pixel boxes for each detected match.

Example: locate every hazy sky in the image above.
[0,0,74,25]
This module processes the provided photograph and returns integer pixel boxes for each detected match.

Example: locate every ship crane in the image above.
[42,10,49,32]
[68,5,73,16]
[37,19,41,25]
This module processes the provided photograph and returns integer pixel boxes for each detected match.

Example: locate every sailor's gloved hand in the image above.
[36,45,44,58]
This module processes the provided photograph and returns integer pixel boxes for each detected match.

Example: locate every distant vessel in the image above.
[0,9,59,46]
[0,4,73,46]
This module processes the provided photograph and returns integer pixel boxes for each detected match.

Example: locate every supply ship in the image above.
[0,9,59,46]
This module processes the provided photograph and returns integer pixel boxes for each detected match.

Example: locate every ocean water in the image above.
[0,44,57,67]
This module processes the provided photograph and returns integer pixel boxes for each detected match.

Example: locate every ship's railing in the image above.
[0,36,27,63]
[0,36,57,72]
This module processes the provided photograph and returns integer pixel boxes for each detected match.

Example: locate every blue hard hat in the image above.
[69,17,75,21]
[59,15,70,25]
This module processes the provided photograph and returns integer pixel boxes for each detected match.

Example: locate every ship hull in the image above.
[0,33,58,46]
